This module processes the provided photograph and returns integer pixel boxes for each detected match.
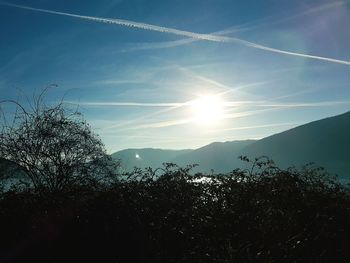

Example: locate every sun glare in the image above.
[190,95,225,124]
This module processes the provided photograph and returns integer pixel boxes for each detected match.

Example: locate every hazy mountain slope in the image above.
[171,140,256,173]
[112,111,350,178]
[240,111,350,178]
[112,148,193,171]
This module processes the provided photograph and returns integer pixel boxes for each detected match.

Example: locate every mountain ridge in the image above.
[112,148,193,171]
[112,111,350,179]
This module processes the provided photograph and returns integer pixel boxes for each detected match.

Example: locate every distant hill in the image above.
[112,111,350,179]
[171,140,256,173]
[112,148,193,171]
[240,111,350,179]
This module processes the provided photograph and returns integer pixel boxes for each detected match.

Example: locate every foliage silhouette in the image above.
[0,158,349,262]
[0,90,120,193]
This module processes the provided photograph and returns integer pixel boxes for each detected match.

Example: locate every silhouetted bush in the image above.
[0,158,349,263]
[0,90,120,193]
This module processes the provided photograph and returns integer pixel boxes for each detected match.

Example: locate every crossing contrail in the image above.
[1,2,350,66]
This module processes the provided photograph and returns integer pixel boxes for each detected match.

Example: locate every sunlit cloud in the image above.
[78,98,350,133]
[67,95,350,135]
[101,107,284,132]
[68,99,261,108]
[2,2,350,65]
[86,66,271,131]
[81,90,306,113]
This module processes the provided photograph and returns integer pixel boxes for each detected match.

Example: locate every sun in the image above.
[190,95,225,124]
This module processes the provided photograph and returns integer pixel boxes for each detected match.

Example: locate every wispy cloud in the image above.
[220,100,350,119]
[2,2,350,66]
[173,65,271,97]
[102,107,284,131]
[67,96,350,132]
[126,118,194,130]
[256,100,350,108]
[67,101,184,107]
[95,79,145,86]
[275,1,346,24]
[240,1,347,32]
[70,99,261,108]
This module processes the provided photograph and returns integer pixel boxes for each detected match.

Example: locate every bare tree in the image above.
[0,90,119,192]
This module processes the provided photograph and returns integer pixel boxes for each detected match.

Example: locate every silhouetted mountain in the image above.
[241,111,350,179]
[112,148,193,171]
[112,111,350,179]
[171,140,256,173]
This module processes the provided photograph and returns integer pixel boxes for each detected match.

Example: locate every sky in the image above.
[0,0,350,153]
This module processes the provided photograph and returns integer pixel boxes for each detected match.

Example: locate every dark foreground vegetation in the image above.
[0,160,350,263]
[1,93,350,262]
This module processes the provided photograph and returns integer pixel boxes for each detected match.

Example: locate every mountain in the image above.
[112,111,350,179]
[111,141,255,173]
[240,111,350,179]
[171,140,256,173]
[112,148,193,171]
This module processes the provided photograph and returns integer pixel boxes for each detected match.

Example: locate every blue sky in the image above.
[1,0,350,152]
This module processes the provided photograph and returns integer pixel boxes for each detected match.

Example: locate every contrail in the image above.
[67,101,185,107]
[1,2,350,66]
[124,2,346,52]
[66,99,261,108]
[122,26,248,52]
[0,2,230,42]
